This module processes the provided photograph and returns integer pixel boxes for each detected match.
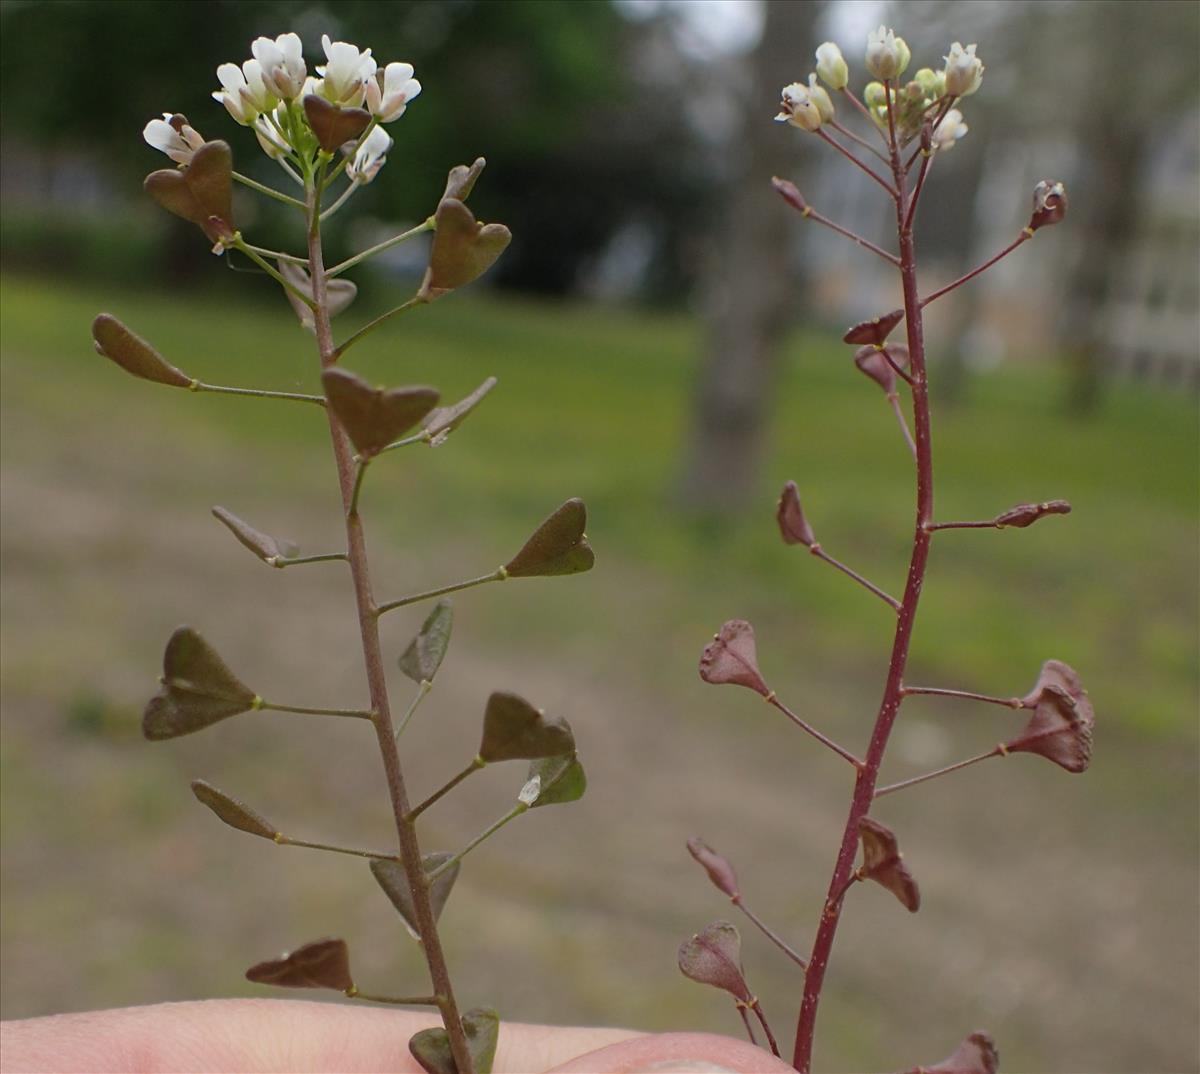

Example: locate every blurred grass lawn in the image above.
[2,273,1197,1072]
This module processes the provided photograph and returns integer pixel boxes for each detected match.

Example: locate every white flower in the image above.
[347,126,392,183]
[213,59,277,125]
[931,108,968,150]
[865,25,910,81]
[815,42,849,90]
[251,32,307,99]
[806,74,835,123]
[254,107,291,160]
[365,61,422,122]
[318,34,376,107]
[143,113,205,164]
[943,42,984,97]
[775,82,823,132]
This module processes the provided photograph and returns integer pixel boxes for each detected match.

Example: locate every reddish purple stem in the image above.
[810,544,901,611]
[920,233,1031,308]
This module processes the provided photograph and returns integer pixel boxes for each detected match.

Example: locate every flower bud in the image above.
[687,838,741,899]
[1028,180,1068,231]
[807,74,835,123]
[993,499,1071,528]
[143,112,205,165]
[943,41,984,97]
[251,32,306,100]
[775,82,823,132]
[914,68,943,96]
[815,42,849,90]
[863,81,888,108]
[776,480,816,547]
[866,25,910,81]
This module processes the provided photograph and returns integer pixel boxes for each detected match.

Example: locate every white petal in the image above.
[216,62,246,93]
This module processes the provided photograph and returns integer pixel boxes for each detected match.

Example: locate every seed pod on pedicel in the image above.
[302,94,371,153]
[418,198,512,302]
[857,816,921,912]
[423,377,498,446]
[770,175,808,214]
[211,506,299,564]
[1007,659,1094,772]
[677,921,753,1003]
[409,1007,500,1074]
[504,498,594,578]
[398,600,454,685]
[895,1030,999,1074]
[321,368,440,458]
[245,937,354,992]
[687,838,741,900]
[278,261,358,332]
[842,307,904,346]
[479,691,575,762]
[144,140,234,244]
[91,314,192,388]
[190,779,278,840]
[854,342,909,395]
[370,854,461,940]
[142,627,257,740]
[699,619,771,697]
[443,157,487,202]
[993,499,1072,529]
[776,481,816,547]
[1028,180,1067,232]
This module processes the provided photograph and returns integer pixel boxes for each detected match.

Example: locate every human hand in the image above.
[0,999,795,1073]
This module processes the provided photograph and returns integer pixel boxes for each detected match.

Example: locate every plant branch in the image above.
[887,393,918,460]
[272,551,348,568]
[348,459,369,517]
[927,519,1001,531]
[275,834,400,861]
[328,218,435,278]
[347,989,441,1006]
[306,166,474,1073]
[320,180,360,222]
[427,803,529,881]
[793,90,935,1074]
[766,694,863,768]
[395,680,433,741]
[809,544,901,610]
[736,1005,759,1048]
[873,746,1005,798]
[376,569,507,617]
[239,242,309,266]
[786,200,900,266]
[902,152,934,233]
[379,429,434,455]
[232,170,306,209]
[257,700,373,719]
[920,232,1031,308]
[902,685,1026,709]
[816,128,897,199]
[828,119,889,164]
[233,238,315,306]
[190,381,326,406]
[335,297,425,359]
[408,758,486,821]
[732,895,808,969]
[747,998,780,1059]
[837,86,887,142]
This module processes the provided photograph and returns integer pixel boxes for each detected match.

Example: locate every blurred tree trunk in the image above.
[678,0,819,511]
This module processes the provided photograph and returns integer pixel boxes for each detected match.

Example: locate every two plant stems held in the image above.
[305,164,476,1073]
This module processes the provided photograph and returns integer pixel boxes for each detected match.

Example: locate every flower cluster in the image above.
[143,32,422,185]
[776,29,983,151]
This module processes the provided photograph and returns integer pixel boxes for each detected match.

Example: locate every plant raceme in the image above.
[687,25,1079,1074]
[100,29,596,1074]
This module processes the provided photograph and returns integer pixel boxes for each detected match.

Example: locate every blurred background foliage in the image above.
[2,2,1197,1072]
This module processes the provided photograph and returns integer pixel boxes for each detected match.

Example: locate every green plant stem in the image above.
[427,803,529,881]
[376,569,507,617]
[808,544,900,611]
[408,758,486,821]
[379,429,433,455]
[275,835,400,861]
[873,746,1004,798]
[320,180,360,222]
[272,552,348,568]
[902,685,1025,709]
[766,695,863,768]
[928,519,1000,531]
[347,989,440,1006]
[395,680,433,741]
[257,700,373,719]
[240,242,309,265]
[190,381,326,406]
[335,298,424,359]
[232,170,306,209]
[306,167,475,1074]
[233,239,315,307]
[327,218,435,278]
[732,895,808,969]
[793,77,933,1074]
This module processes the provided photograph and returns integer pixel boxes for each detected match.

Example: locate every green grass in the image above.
[3,272,1196,739]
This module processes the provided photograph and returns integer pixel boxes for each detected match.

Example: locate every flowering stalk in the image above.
[690,27,1080,1074]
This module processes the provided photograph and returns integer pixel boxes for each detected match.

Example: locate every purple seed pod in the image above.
[1028,180,1067,231]
[687,837,741,899]
[842,307,905,346]
[699,619,771,696]
[1007,659,1094,772]
[776,480,816,547]
[857,816,920,912]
